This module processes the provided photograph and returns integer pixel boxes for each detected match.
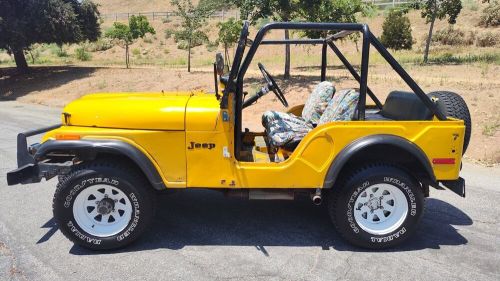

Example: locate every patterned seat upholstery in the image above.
[262,81,335,148]
[262,86,359,149]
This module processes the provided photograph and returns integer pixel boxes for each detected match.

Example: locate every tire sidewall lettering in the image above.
[117,192,140,242]
[346,180,370,234]
[64,177,119,208]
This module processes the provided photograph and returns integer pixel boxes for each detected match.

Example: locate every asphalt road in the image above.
[0,101,499,281]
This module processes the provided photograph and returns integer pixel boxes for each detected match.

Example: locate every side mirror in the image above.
[216,53,224,76]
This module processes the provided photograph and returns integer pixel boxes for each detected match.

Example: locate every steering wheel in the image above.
[258,63,288,107]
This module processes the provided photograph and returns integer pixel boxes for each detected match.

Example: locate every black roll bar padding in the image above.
[17,124,62,167]
[369,31,447,120]
[327,41,383,109]
[321,42,327,82]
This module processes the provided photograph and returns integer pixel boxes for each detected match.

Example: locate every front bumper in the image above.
[6,124,66,186]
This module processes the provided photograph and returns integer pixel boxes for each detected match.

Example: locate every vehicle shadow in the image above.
[64,189,472,255]
[0,66,97,101]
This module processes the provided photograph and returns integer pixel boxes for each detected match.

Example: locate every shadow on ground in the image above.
[39,189,472,255]
[0,66,98,100]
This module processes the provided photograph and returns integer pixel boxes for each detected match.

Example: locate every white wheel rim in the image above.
[353,183,408,235]
[73,184,132,237]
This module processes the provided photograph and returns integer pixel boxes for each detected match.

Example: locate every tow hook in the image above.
[311,188,322,205]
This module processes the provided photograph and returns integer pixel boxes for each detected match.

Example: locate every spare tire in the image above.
[428,91,471,154]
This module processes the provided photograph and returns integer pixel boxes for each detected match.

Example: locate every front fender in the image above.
[8,137,166,190]
[34,140,166,190]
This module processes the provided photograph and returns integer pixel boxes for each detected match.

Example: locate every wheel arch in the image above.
[34,139,166,190]
[323,134,436,189]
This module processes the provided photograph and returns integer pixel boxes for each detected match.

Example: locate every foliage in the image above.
[380,9,414,50]
[217,18,243,49]
[165,29,175,39]
[479,0,500,27]
[217,18,243,64]
[105,15,155,68]
[411,0,463,63]
[171,0,219,72]
[0,0,100,72]
[86,38,114,52]
[75,47,91,61]
[297,0,371,38]
[412,0,462,24]
[432,26,474,45]
[475,31,499,47]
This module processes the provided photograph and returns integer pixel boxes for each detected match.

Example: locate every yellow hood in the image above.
[63,92,192,130]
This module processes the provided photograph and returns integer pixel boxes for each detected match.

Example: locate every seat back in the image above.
[380,91,433,120]
[318,89,360,124]
[301,81,335,124]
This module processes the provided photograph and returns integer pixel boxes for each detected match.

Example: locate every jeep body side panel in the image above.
[185,95,238,188]
[232,120,464,189]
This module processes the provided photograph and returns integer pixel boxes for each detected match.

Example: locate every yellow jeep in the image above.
[7,22,471,250]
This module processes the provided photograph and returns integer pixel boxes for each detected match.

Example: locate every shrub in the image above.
[164,29,174,39]
[479,0,500,27]
[87,38,113,52]
[75,47,91,61]
[380,9,414,50]
[476,31,499,47]
[131,48,141,56]
[432,26,474,46]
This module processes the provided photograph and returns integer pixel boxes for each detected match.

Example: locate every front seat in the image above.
[263,84,360,150]
[261,81,335,149]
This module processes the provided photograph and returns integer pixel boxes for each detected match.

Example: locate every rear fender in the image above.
[323,134,436,189]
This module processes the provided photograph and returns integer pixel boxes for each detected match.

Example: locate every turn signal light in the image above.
[55,134,81,140]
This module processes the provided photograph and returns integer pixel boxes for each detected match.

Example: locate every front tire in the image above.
[53,161,155,250]
[328,164,424,249]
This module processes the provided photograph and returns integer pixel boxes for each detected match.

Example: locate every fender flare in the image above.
[322,134,436,189]
[34,139,166,190]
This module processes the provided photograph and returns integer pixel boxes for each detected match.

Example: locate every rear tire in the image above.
[328,164,424,249]
[53,160,155,250]
[428,91,471,154]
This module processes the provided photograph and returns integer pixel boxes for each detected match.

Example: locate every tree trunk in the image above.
[284,29,290,79]
[423,14,436,63]
[188,39,191,73]
[12,48,28,73]
[125,44,130,68]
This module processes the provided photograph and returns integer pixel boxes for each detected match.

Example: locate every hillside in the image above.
[93,0,197,14]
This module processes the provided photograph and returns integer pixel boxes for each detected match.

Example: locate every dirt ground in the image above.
[0,63,498,164]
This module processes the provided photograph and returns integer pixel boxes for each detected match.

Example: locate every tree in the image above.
[232,0,297,79]
[0,0,100,73]
[412,0,462,63]
[297,0,370,38]
[380,8,414,50]
[171,0,219,72]
[106,15,155,68]
[217,18,243,66]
